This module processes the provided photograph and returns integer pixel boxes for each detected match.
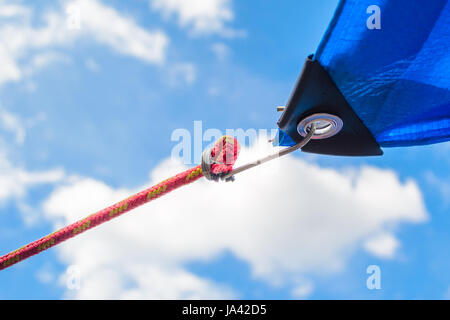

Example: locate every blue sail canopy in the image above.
[278,0,450,151]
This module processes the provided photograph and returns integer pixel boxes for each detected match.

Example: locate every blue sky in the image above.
[0,0,449,299]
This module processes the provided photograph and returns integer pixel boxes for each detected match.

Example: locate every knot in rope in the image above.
[202,135,240,181]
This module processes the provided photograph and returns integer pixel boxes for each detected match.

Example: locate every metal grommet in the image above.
[297,113,343,140]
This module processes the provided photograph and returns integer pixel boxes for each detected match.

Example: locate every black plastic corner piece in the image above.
[277,56,383,156]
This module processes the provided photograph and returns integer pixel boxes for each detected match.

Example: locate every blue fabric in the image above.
[278,0,450,147]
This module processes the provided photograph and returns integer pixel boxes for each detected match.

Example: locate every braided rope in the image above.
[0,136,239,271]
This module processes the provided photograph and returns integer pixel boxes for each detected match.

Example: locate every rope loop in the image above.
[201,136,240,182]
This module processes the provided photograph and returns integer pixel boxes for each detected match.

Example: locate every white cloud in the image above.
[364,233,400,259]
[211,42,230,61]
[64,0,168,63]
[0,0,168,86]
[60,264,235,299]
[150,0,244,37]
[0,148,64,227]
[207,85,222,97]
[41,137,428,298]
[0,109,26,144]
[0,3,30,19]
[26,52,71,72]
[0,107,47,145]
[0,153,65,204]
[0,48,21,85]
[36,263,57,284]
[291,280,314,299]
[167,63,196,86]
[85,58,100,72]
[0,105,62,225]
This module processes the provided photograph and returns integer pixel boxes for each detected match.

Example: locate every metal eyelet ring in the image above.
[297,113,343,140]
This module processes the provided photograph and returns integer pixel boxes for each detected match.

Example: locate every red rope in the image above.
[0,136,239,271]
